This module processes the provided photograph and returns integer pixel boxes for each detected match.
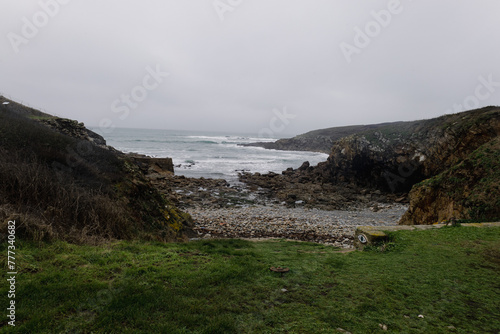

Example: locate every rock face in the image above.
[0,97,193,242]
[399,137,500,224]
[39,117,107,147]
[243,106,499,194]
[127,153,175,174]
[320,107,500,193]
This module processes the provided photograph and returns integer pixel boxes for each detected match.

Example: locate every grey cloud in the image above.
[1,0,499,135]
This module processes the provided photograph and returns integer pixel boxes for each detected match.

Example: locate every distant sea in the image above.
[92,128,329,183]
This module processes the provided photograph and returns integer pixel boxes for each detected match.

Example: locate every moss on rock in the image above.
[400,137,500,225]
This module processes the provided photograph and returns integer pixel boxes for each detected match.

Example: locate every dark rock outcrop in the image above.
[39,117,107,147]
[318,107,500,193]
[238,166,395,211]
[127,153,175,175]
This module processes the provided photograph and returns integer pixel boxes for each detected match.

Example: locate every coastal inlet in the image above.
[146,170,408,248]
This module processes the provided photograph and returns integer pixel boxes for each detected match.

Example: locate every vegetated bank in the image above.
[0,96,193,243]
[400,136,500,224]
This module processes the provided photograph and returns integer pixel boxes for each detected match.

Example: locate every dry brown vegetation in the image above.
[0,148,131,242]
[0,97,192,243]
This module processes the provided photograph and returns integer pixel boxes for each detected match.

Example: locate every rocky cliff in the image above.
[320,107,500,193]
[239,107,500,223]
[0,96,193,242]
[399,137,500,224]
[242,122,410,154]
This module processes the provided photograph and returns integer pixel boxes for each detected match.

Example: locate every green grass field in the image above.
[1,226,499,333]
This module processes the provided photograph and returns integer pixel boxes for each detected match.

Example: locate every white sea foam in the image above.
[93,128,328,182]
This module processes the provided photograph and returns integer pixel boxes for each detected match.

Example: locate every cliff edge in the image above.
[0,96,193,243]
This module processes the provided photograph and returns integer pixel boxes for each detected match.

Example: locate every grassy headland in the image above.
[1,226,499,333]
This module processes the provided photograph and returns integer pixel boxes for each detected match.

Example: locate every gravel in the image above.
[188,203,408,248]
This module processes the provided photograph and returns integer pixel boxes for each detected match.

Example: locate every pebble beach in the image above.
[187,203,408,248]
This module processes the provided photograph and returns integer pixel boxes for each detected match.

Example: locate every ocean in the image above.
[92,128,329,183]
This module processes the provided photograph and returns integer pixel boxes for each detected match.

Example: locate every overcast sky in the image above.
[1,1,499,136]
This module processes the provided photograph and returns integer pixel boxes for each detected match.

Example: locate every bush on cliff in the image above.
[0,97,192,243]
